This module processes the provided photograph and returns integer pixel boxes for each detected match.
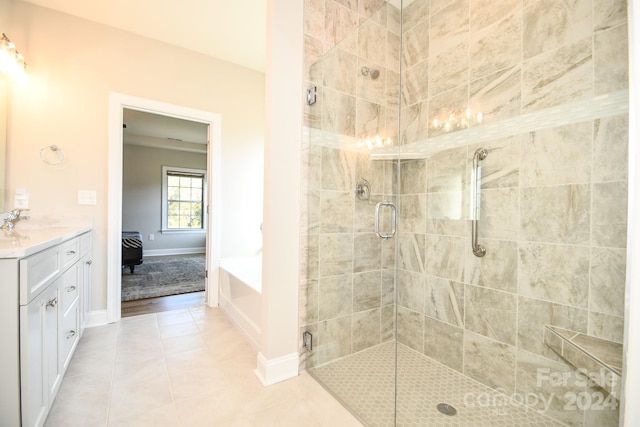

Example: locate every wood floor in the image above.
[121,291,206,317]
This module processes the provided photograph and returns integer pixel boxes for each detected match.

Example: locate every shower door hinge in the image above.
[306,87,317,106]
[303,331,313,351]
[205,269,208,279]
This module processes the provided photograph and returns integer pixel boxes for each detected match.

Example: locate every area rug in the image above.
[121,254,205,301]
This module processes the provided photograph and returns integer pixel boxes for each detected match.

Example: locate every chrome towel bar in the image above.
[471,148,488,257]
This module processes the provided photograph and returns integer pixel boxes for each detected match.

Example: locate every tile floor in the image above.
[45,306,363,427]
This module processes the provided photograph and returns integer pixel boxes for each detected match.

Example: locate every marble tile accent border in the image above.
[367,90,629,160]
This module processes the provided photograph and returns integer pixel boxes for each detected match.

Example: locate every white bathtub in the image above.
[219,255,262,349]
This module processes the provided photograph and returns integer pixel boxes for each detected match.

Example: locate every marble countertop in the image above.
[0,225,92,259]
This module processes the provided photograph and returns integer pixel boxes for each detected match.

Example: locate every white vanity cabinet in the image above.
[20,279,59,427]
[0,228,91,427]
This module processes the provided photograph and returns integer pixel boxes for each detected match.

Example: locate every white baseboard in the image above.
[86,310,109,327]
[144,247,205,257]
[254,352,299,386]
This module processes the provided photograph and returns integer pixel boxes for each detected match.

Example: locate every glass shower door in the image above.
[301,2,402,425]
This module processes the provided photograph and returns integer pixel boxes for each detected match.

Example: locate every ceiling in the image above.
[123,109,209,153]
[22,0,267,72]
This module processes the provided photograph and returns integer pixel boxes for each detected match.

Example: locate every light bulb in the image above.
[433,118,439,128]
[476,112,483,123]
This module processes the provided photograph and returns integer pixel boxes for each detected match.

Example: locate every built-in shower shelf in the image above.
[543,325,622,399]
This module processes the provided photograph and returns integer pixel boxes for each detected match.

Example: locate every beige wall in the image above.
[5,0,265,311]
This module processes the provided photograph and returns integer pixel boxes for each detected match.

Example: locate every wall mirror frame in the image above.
[0,74,7,213]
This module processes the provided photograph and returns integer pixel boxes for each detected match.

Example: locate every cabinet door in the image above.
[20,283,58,427]
[43,284,61,415]
[79,254,92,334]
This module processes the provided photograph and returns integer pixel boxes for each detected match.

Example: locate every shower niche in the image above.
[301,1,629,426]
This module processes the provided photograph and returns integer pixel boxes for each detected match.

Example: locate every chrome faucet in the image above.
[1,209,30,231]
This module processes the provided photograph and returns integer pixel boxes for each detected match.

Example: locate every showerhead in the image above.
[361,66,380,80]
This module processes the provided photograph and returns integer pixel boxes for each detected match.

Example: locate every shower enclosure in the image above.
[301,1,628,426]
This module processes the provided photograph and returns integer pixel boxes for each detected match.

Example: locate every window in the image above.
[161,166,206,232]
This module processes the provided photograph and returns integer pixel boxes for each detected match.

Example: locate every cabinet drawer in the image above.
[60,302,79,372]
[20,246,61,305]
[59,238,80,272]
[59,265,80,316]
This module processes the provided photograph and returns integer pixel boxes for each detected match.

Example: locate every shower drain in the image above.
[437,403,457,416]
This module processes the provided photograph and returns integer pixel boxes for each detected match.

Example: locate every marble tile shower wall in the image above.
[301,0,627,423]
[395,0,628,425]
[300,0,400,370]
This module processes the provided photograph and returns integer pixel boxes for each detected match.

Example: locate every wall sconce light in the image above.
[0,33,27,82]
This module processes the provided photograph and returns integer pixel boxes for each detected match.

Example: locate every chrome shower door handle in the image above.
[375,201,397,240]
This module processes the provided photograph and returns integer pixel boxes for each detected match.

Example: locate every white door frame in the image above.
[107,92,222,323]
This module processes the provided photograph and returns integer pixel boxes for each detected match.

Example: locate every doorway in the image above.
[107,93,222,323]
[120,108,209,316]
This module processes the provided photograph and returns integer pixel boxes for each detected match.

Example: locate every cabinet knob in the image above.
[66,250,76,255]
[86,260,93,265]
[45,297,57,309]
[66,286,77,292]
[66,330,76,339]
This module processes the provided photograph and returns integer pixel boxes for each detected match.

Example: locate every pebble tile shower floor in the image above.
[309,342,565,427]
